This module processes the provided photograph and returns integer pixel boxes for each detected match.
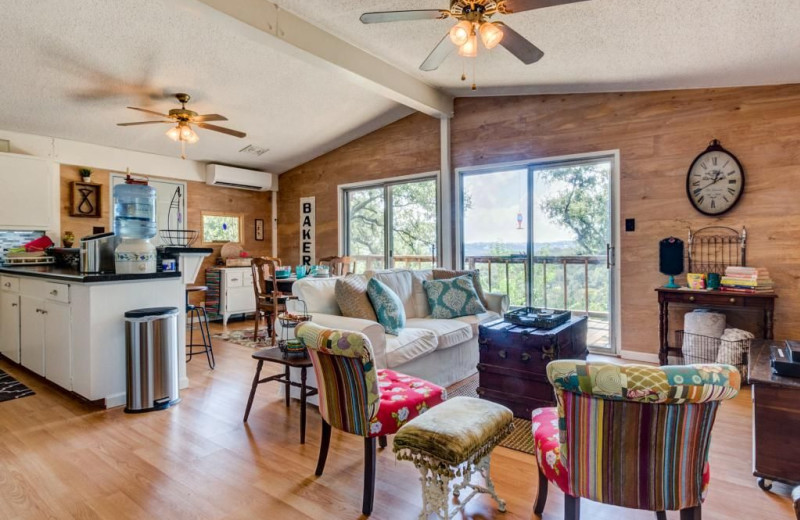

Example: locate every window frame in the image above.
[338,171,441,270]
[201,211,244,245]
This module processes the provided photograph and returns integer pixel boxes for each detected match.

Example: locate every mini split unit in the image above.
[205,164,277,192]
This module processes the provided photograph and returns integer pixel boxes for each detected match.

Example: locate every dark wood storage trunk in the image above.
[477,316,589,419]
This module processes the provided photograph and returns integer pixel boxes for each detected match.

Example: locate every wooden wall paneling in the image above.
[277,112,441,265]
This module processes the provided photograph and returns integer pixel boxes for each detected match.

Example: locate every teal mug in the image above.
[707,272,721,290]
[295,265,307,279]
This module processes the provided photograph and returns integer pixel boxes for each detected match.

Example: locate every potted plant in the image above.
[78,168,92,183]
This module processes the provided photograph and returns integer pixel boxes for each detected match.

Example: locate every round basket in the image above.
[159,229,199,247]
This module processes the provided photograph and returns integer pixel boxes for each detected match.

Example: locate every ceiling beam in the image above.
[189,0,454,119]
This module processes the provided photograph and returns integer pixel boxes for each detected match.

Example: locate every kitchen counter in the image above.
[0,265,181,283]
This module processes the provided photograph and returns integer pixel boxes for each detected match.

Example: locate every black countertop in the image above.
[0,265,182,283]
[161,247,213,254]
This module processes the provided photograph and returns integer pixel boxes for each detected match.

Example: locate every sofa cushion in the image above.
[335,275,377,321]
[423,275,487,319]
[366,270,417,318]
[454,311,501,335]
[406,318,473,350]
[292,277,341,315]
[433,268,488,308]
[411,270,432,318]
[367,278,406,335]
[385,328,438,368]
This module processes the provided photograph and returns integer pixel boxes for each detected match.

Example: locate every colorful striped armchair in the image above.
[532,361,741,520]
[295,322,445,516]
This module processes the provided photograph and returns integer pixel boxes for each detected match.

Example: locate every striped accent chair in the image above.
[532,360,741,520]
[295,322,445,516]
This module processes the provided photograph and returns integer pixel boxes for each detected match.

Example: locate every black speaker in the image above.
[659,237,684,288]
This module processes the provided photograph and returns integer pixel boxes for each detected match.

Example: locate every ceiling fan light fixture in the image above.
[166,125,181,142]
[458,33,478,57]
[449,20,472,46]
[479,21,503,49]
[185,127,199,144]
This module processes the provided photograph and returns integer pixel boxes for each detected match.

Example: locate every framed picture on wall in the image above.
[255,218,264,241]
[69,181,102,218]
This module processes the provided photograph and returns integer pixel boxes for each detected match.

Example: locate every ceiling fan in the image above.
[360,0,588,72]
[117,93,246,158]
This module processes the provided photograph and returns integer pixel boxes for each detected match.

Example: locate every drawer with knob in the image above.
[0,276,19,293]
[43,282,70,303]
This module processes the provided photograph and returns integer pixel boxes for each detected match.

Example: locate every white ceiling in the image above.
[276,0,800,96]
[2,1,799,174]
[0,0,413,173]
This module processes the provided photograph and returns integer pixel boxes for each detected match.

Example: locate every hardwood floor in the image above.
[0,319,794,520]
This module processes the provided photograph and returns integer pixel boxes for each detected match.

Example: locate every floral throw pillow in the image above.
[366,278,406,335]
[423,275,487,319]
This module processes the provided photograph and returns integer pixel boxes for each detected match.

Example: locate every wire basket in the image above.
[277,299,311,358]
[159,229,199,247]
[672,330,750,378]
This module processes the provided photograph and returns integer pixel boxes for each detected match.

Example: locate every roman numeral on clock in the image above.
[728,187,736,195]
[728,179,737,184]
[710,199,716,209]
[693,188,703,196]
[697,195,705,205]
[712,156,718,166]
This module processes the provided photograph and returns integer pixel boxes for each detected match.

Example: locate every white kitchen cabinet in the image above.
[20,295,45,376]
[0,153,58,232]
[0,288,21,363]
[19,279,72,389]
[218,267,256,326]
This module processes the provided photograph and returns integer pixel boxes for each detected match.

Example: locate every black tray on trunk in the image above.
[503,307,571,329]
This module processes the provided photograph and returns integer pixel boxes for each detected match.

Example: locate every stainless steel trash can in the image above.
[124,307,180,413]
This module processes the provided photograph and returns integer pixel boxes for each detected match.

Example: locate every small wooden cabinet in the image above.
[19,280,72,389]
[0,277,21,363]
[477,316,588,419]
[217,267,256,325]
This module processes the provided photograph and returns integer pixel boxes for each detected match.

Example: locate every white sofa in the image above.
[286,269,509,388]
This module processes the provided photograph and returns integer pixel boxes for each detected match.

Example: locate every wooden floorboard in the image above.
[0,319,794,519]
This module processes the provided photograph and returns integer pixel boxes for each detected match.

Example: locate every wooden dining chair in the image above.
[319,255,354,276]
[250,257,291,345]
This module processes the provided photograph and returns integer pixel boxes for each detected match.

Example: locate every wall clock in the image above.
[686,139,744,216]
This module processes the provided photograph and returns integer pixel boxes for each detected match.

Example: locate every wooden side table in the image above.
[748,340,800,490]
[656,288,777,365]
[243,347,318,444]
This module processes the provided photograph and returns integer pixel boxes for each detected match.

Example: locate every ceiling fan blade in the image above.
[420,33,455,71]
[127,106,171,118]
[496,22,544,64]
[117,121,173,126]
[499,0,589,14]
[196,123,247,138]
[192,114,228,122]
[360,10,449,24]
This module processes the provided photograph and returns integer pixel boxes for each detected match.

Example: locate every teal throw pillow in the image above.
[366,278,406,335]
[423,275,487,319]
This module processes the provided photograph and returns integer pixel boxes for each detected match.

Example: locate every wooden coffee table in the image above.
[243,347,318,444]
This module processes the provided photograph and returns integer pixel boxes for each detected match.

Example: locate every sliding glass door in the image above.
[344,177,438,272]
[460,157,617,353]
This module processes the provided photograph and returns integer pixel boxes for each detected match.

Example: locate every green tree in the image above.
[537,165,609,254]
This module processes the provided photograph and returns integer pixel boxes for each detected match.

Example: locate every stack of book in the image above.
[720,266,774,293]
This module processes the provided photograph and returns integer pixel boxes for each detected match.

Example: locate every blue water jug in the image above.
[113,180,157,239]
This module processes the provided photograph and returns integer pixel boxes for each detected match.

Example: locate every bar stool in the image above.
[186,285,215,369]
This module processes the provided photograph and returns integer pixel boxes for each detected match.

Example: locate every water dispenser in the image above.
[114,174,157,274]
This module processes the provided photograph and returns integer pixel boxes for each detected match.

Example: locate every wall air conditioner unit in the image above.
[205,164,277,192]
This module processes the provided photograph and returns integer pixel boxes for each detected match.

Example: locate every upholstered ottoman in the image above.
[393,396,514,520]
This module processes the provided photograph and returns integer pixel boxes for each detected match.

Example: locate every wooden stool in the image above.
[186,285,215,369]
[393,396,514,520]
[243,347,318,444]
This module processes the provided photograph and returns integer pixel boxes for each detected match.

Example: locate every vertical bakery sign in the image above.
[300,196,316,266]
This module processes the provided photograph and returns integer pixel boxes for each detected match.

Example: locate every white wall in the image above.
[0,128,207,182]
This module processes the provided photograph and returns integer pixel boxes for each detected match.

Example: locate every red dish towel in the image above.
[25,235,54,252]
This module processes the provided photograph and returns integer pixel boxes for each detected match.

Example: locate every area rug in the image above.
[0,369,34,402]
[445,374,535,456]
[213,327,275,348]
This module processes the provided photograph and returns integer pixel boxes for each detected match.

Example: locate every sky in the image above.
[463,168,582,245]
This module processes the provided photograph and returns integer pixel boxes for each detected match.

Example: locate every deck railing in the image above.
[350,253,607,316]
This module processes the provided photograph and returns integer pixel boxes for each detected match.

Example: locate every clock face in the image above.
[686,144,744,216]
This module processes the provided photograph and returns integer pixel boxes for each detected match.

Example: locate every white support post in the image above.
[439,117,454,269]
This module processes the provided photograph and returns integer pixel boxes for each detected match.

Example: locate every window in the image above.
[343,177,438,272]
[202,213,242,243]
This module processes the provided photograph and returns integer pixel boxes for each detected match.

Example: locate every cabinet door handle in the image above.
[11,303,17,307]
[688,296,695,302]
[729,298,736,303]
[230,278,239,282]
[41,310,48,315]
[50,290,59,296]
[521,352,531,362]
[498,350,507,359]
[3,282,10,288]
